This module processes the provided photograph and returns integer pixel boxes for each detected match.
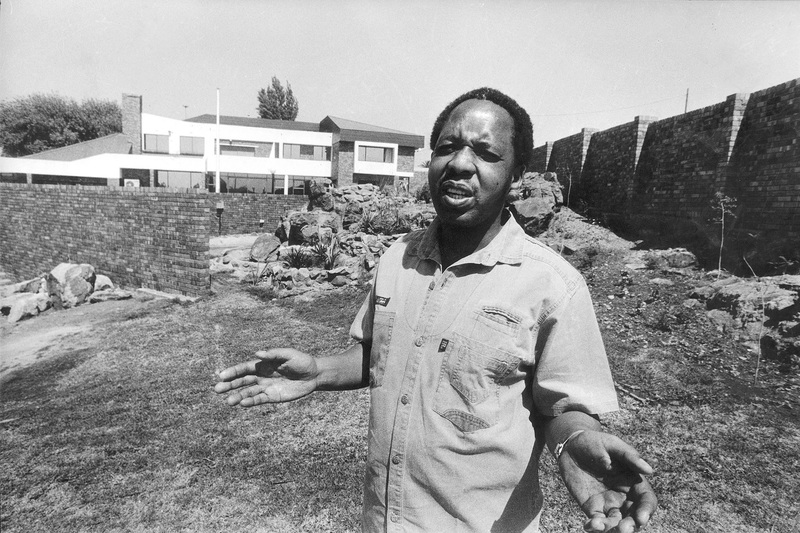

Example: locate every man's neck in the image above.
[438,215,504,269]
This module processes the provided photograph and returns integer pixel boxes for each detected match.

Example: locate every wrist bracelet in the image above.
[553,429,585,460]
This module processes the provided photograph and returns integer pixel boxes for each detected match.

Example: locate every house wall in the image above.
[0,183,210,296]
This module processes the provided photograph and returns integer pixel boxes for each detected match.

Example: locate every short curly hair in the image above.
[429,87,534,169]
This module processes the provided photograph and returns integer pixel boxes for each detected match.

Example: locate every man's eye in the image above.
[434,144,456,156]
[478,150,500,163]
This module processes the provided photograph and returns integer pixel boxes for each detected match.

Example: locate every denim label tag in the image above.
[376,296,391,307]
[438,339,449,352]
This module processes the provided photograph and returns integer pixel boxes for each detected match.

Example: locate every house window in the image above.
[180,136,204,156]
[219,144,256,157]
[358,145,394,163]
[155,170,204,188]
[283,144,301,159]
[282,144,330,160]
[312,146,331,161]
[144,134,169,154]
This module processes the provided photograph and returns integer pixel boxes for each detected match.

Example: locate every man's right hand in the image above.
[214,348,320,406]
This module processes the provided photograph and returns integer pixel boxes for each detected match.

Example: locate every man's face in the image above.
[428,99,522,232]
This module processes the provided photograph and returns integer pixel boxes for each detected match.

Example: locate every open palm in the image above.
[558,431,657,533]
[214,348,320,406]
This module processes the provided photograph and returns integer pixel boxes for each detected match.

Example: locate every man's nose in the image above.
[446,146,475,176]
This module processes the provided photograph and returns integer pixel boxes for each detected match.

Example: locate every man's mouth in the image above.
[441,182,473,201]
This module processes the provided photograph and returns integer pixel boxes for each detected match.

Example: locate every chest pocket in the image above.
[433,333,521,432]
[369,310,395,388]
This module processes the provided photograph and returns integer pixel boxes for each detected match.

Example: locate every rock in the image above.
[88,288,133,303]
[645,248,697,269]
[7,293,50,323]
[62,275,93,308]
[48,263,95,309]
[94,274,114,291]
[707,309,736,332]
[510,196,555,236]
[330,275,350,287]
[516,171,563,205]
[308,179,335,211]
[650,278,675,286]
[250,234,282,262]
[0,277,44,298]
[222,249,251,264]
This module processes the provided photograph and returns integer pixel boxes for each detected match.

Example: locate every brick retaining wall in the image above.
[0,184,211,295]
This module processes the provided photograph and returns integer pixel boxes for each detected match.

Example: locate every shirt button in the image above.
[414,337,424,347]
[400,394,410,405]
[428,281,435,290]
[392,455,401,465]
[390,512,401,523]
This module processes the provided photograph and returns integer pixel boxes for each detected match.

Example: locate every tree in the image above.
[257,77,299,120]
[0,93,122,157]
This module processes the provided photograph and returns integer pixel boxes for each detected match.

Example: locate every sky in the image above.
[1,0,798,165]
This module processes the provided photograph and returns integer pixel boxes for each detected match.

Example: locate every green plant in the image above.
[415,182,431,203]
[282,246,313,268]
[311,235,341,270]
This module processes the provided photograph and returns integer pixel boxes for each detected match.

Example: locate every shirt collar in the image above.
[412,210,526,267]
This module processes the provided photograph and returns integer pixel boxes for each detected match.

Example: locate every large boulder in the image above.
[47,263,95,309]
[250,234,282,262]
[509,197,555,236]
[283,211,343,245]
[6,292,50,323]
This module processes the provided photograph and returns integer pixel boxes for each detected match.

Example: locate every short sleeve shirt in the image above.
[350,214,619,533]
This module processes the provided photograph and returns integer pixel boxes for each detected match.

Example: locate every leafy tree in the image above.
[0,93,122,157]
[257,77,299,120]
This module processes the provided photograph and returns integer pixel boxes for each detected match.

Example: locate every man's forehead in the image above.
[441,100,514,139]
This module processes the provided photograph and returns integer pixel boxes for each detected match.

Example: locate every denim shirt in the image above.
[350,215,619,533]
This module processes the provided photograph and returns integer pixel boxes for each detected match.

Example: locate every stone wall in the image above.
[0,183,210,295]
[209,193,307,235]
[334,141,355,187]
[398,147,416,173]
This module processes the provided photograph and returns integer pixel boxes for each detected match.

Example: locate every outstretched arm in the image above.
[214,342,369,407]
[544,411,657,533]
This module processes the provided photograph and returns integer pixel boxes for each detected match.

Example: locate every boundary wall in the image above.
[0,184,309,295]
[531,78,799,266]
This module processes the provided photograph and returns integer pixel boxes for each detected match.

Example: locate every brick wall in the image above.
[580,116,654,214]
[122,94,142,154]
[632,94,747,221]
[547,128,596,199]
[530,142,552,173]
[728,79,800,244]
[533,77,799,268]
[209,193,307,235]
[0,184,210,295]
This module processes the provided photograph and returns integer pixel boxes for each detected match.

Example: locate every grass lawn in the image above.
[1,263,798,532]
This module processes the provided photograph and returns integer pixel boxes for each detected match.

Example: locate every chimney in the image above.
[122,94,143,154]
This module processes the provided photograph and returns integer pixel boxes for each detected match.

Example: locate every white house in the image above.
[0,94,425,195]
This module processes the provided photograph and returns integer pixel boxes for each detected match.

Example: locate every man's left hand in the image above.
[558,430,657,532]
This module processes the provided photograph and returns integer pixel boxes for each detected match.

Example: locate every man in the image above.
[215,88,657,533]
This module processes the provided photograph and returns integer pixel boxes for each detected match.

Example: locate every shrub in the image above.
[415,182,431,203]
[283,246,313,268]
